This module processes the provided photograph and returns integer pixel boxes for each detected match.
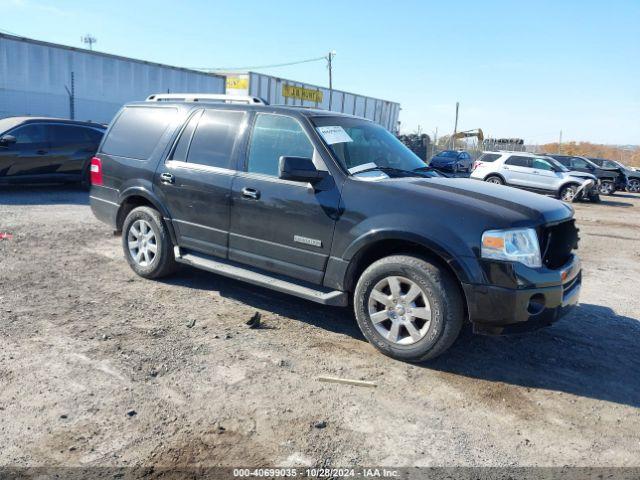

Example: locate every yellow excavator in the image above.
[452,128,484,147]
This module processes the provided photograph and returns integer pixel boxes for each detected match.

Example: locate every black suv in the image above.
[589,157,640,193]
[0,117,105,186]
[546,154,618,196]
[90,97,582,362]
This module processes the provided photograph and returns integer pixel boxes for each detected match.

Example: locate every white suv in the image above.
[470,151,600,202]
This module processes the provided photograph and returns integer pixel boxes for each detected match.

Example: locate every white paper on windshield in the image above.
[348,162,377,174]
[316,126,353,145]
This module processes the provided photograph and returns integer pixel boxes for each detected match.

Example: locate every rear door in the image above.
[47,124,99,178]
[155,108,246,258]
[0,123,50,179]
[502,155,532,187]
[228,113,340,285]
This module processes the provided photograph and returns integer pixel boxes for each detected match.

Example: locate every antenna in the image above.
[81,34,97,51]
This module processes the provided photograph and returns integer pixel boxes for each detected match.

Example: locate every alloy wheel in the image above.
[127,219,158,267]
[599,181,614,195]
[367,276,432,345]
[628,179,640,193]
[561,186,577,202]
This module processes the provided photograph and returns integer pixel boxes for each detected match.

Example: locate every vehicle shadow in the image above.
[596,199,634,207]
[164,267,640,408]
[0,184,89,206]
[427,303,640,408]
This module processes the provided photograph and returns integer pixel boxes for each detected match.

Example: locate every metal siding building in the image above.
[226,72,401,132]
[0,33,226,124]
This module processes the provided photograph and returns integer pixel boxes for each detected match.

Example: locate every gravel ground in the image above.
[0,185,639,469]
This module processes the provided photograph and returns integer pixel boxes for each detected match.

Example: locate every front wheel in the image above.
[353,255,464,362]
[122,206,178,279]
[598,180,615,196]
[559,184,579,202]
[627,179,640,193]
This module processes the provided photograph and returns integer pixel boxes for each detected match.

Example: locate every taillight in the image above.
[90,157,103,185]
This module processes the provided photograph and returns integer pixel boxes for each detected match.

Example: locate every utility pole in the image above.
[64,71,75,120]
[452,102,459,149]
[326,51,336,111]
[81,34,97,51]
[558,130,563,153]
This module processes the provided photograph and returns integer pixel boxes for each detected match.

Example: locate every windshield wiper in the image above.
[353,166,433,178]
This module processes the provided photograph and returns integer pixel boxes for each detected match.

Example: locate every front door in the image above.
[529,157,561,190]
[228,113,341,285]
[155,108,247,258]
[0,123,50,180]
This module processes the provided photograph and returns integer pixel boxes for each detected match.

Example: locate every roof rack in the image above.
[145,93,268,105]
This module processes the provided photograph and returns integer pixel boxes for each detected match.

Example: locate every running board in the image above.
[174,249,348,307]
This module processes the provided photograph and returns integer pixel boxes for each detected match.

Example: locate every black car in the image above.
[90,96,581,362]
[546,154,618,195]
[428,150,473,172]
[0,117,105,186]
[589,157,640,193]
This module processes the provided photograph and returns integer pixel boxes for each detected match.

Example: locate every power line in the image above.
[194,55,327,72]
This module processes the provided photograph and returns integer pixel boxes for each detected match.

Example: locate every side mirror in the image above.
[0,134,16,147]
[279,156,324,183]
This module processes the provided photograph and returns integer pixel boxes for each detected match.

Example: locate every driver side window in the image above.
[11,124,47,145]
[570,158,588,169]
[532,158,553,171]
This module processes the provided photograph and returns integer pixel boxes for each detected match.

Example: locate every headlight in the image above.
[481,228,542,268]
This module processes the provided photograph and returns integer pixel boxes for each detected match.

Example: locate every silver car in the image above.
[470,151,600,202]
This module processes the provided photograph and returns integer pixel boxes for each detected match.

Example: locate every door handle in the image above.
[503,166,510,170]
[532,170,539,174]
[160,172,175,184]
[241,187,260,200]
[36,150,47,155]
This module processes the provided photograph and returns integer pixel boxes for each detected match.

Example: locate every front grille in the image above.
[540,219,579,269]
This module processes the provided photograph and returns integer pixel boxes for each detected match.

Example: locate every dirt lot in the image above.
[0,185,639,469]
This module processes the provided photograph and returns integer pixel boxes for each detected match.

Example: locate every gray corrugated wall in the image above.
[248,72,400,132]
[0,35,225,124]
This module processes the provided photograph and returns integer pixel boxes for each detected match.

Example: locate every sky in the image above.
[1,0,639,144]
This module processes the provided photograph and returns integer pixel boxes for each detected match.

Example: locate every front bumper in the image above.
[462,255,581,335]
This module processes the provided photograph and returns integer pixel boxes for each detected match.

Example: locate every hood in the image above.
[566,171,597,181]
[374,177,574,227]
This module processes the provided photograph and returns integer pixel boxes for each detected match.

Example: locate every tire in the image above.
[626,179,640,193]
[598,180,615,196]
[353,255,464,362]
[559,184,579,202]
[485,175,504,185]
[122,206,178,279]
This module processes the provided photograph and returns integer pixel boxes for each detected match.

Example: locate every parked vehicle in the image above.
[545,155,618,196]
[589,157,640,193]
[471,151,600,202]
[428,150,473,173]
[0,117,105,187]
[90,95,581,362]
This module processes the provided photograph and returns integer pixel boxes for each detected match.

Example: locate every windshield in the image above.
[311,116,439,177]
[545,156,569,172]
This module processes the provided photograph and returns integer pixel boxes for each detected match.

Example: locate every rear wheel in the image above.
[353,255,464,362]
[122,206,178,279]
[485,175,504,185]
[598,180,615,195]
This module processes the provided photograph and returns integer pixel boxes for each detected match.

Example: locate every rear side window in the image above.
[478,153,501,162]
[185,109,244,169]
[48,125,93,145]
[101,106,177,160]
[247,114,314,177]
[170,110,203,162]
[505,156,530,167]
